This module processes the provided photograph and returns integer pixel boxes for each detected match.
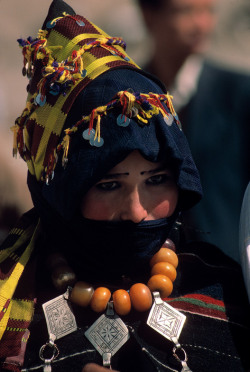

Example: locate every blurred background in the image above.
[0,0,250,241]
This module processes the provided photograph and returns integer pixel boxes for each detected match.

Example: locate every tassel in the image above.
[62,132,70,167]
[136,114,148,124]
[37,29,48,40]
[94,114,101,142]
[118,91,136,116]
[11,125,19,158]
[124,91,136,115]
[165,93,176,116]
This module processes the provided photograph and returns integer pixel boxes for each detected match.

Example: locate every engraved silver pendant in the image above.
[147,291,186,342]
[85,302,130,368]
[42,288,77,340]
[40,288,77,371]
[147,292,193,372]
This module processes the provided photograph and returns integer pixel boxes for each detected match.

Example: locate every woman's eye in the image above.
[146,174,170,185]
[96,181,120,191]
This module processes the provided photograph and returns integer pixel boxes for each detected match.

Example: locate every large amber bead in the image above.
[129,283,152,312]
[151,261,177,282]
[150,247,178,268]
[113,289,131,316]
[147,274,173,298]
[51,265,77,292]
[90,287,111,313]
[70,281,94,307]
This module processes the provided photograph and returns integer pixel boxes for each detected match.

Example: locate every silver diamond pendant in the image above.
[40,289,77,371]
[147,291,186,342]
[42,288,77,340]
[147,292,193,372]
[85,302,130,368]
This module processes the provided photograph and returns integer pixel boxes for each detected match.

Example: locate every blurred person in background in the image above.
[137,0,250,263]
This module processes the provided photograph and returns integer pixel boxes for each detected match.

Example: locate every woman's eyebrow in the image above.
[102,166,168,179]
[101,172,129,179]
[140,166,168,175]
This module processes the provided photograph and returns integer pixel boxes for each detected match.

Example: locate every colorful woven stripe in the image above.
[13,12,139,183]
[0,210,39,367]
[167,294,227,321]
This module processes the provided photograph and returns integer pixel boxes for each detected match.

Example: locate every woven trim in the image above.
[167,294,227,321]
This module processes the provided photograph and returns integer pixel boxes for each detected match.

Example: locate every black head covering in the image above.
[39,68,202,219]
[22,0,202,279]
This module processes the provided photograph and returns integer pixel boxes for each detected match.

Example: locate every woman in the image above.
[0,1,249,371]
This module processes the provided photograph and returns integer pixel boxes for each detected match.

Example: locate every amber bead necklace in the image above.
[41,240,193,371]
[49,239,178,316]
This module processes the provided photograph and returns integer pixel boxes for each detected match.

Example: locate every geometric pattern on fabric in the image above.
[0,210,39,370]
[15,12,140,182]
[166,294,227,321]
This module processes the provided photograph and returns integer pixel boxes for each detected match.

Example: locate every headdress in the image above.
[12,0,140,181]
[12,0,202,219]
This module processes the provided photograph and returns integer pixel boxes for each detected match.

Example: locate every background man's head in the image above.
[138,0,217,59]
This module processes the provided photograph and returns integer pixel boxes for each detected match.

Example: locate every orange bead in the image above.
[70,281,94,307]
[151,262,177,282]
[150,247,178,268]
[90,287,111,313]
[129,283,152,312]
[113,289,131,316]
[147,274,173,298]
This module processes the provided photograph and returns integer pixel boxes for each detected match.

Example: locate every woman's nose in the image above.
[120,188,148,223]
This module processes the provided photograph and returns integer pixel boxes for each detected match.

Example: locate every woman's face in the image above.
[81,150,179,223]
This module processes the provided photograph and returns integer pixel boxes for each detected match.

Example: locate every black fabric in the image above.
[22,238,250,372]
[51,215,178,281]
[28,173,177,281]
[42,0,76,29]
[37,69,202,221]
[67,215,178,279]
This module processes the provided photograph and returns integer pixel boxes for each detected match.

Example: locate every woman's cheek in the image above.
[150,200,172,219]
[151,191,178,219]
[81,197,115,220]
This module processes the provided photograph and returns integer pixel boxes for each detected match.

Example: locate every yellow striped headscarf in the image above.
[12,0,139,183]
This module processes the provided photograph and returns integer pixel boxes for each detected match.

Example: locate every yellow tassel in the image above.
[136,114,148,124]
[145,105,160,118]
[166,93,176,116]
[156,106,165,117]
[72,73,82,80]
[10,125,19,158]
[36,52,45,60]
[37,29,48,40]
[59,71,67,82]
[73,50,84,72]
[62,132,70,167]
[124,91,136,115]
[44,66,55,74]
[117,91,136,115]
[94,114,101,142]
